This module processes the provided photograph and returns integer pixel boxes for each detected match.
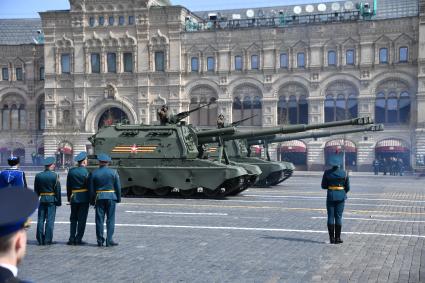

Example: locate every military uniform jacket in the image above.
[34,170,62,206]
[0,266,25,283]
[0,167,27,189]
[321,168,350,201]
[88,166,121,203]
[66,166,89,203]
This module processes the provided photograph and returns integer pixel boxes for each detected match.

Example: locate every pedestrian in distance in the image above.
[0,188,38,283]
[0,156,27,189]
[89,153,121,247]
[321,156,350,244]
[34,157,61,245]
[66,152,90,246]
[372,158,380,175]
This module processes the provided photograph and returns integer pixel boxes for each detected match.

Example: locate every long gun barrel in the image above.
[247,124,384,146]
[230,115,257,127]
[169,102,214,124]
[197,117,373,144]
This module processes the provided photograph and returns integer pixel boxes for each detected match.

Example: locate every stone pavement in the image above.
[19,173,425,282]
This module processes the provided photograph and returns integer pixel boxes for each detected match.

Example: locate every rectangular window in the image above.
[119,16,125,25]
[107,53,116,73]
[155,51,165,71]
[399,47,408,62]
[128,16,134,25]
[297,52,305,68]
[328,51,336,66]
[91,53,100,73]
[235,55,243,70]
[207,57,215,71]
[191,57,199,72]
[108,16,114,26]
[280,53,288,68]
[2,68,8,81]
[16,68,22,81]
[39,67,45,80]
[379,48,388,64]
[98,16,104,26]
[89,17,95,27]
[346,49,355,65]
[251,55,259,70]
[123,53,133,73]
[61,54,70,74]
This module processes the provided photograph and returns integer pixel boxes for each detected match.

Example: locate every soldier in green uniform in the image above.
[66,152,90,246]
[321,156,350,244]
[34,157,61,245]
[88,153,121,247]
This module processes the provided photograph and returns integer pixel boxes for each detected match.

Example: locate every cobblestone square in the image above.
[18,172,425,282]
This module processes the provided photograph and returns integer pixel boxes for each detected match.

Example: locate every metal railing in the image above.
[185,11,362,32]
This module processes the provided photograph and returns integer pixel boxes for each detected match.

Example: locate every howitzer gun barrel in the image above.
[198,117,373,144]
[248,124,384,146]
[169,102,214,124]
[196,127,236,138]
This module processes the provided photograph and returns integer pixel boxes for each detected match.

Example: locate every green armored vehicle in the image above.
[87,106,252,198]
[201,117,374,186]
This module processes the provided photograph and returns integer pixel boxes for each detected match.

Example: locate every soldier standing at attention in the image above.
[321,156,350,244]
[66,152,90,246]
[34,157,61,245]
[89,153,121,247]
[0,156,27,189]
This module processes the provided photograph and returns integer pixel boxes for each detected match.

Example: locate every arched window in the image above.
[324,95,335,122]
[288,95,298,124]
[375,81,411,124]
[277,84,309,125]
[2,105,9,130]
[189,86,218,126]
[19,105,26,129]
[10,105,18,130]
[232,85,262,126]
[399,92,410,123]
[277,96,287,124]
[387,93,398,123]
[324,81,359,122]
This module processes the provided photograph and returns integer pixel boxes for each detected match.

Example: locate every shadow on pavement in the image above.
[261,235,324,244]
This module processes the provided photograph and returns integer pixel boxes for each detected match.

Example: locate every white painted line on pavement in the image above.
[49,221,425,238]
[125,210,228,216]
[245,194,425,204]
[311,216,425,223]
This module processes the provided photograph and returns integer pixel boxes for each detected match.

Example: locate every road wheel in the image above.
[180,188,196,198]
[132,186,147,196]
[154,187,171,197]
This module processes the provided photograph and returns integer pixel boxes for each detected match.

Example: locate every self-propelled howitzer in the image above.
[202,117,374,186]
[87,122,252,198]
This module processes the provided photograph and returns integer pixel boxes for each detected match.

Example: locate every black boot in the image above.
[335,225,343,244]
[327,224,335,244]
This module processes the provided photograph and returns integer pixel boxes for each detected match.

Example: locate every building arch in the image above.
[0,141,26,165]
[277,82,309,125]
[188,85,218,126]
[278,140,308,169]
[375,138,410,171]
[84,100,137,133]
[184,79,221,99]
[324,139,357,170]
[228,77,266,96]
[232,83,263,126]
[320,74,361,97]
[272,76,310,97]
[369,71,417,94]
[323,80,359,122]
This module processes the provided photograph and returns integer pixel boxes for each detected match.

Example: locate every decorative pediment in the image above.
[247,42,261,52]
[59,97,72,107]
[153,94,167,105]
[120,31,137,46]
[230,43,244,52]
[85,32,102,48]
[186,45,201,54]
[103,31,120,47]
[342,37,358,47]
[374,35,392,45]
[150,29,169,47]
[292,40,308,49]
[104,84,118,100]
[323,39,338,49]
[56,34,74,48]
[203,45,217,54]
[394,33,414,45]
